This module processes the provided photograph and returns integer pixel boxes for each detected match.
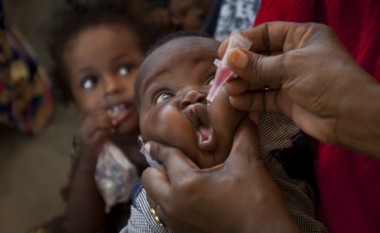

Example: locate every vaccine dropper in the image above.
[206,32,252,103]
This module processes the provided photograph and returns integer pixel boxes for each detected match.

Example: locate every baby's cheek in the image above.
[141,106,189,144]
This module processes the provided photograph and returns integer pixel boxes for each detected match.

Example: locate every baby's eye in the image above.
[118,64,131,76]
[81,75,98,89]
[155,93,173,104]
[206,76,215,86]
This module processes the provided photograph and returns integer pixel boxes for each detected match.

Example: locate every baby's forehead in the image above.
[136,36,219,93]
[149,36,219,64]
[160,36,218,52]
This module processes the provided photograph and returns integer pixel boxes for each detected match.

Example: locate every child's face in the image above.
[169,0,211,31]
[136,37,246,168]
[64,24,143,135]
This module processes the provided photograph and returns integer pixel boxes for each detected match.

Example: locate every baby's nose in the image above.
[180,89,206,109]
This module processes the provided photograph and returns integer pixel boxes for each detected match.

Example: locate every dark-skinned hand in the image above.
[142,118,300,233]
[222,22,380,157]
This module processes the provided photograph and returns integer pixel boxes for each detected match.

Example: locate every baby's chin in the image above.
[192,137,233,169]
[193,148,229,169]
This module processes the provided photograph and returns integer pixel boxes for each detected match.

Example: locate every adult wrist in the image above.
[335,68,380,157]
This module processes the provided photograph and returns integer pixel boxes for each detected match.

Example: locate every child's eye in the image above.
[155,93,173,104]
[118,64,130,76]
[81,75,98,89]
[118,65,129,76]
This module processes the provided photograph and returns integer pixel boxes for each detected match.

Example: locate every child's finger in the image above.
[78,112,115,148]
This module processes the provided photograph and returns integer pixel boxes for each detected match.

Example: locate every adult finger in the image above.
[218,22,298,59]
[142,167,169,204]
[241,22,311,53]
[223,118,261,169]
[141,167,171,225]
[227,48,287,89]
[145,141,199,178]
[219,23,328,89]
[227,89,285,113]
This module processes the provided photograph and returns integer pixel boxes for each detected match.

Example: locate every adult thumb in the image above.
[227,48,287,91]
[224,118,262,169]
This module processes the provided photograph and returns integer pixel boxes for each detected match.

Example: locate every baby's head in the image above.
[135,32,247,168]
[48,2,160,134]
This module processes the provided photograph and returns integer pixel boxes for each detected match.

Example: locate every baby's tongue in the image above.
[198,126,211,142]
[197,125,215,152]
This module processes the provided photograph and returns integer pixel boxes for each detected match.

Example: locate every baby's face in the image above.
[136,36,246,168]
[63,24,143,136]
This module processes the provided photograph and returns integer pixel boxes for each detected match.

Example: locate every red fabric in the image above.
[255,1,380,233]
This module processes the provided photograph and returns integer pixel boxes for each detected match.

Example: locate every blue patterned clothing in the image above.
[201,0,261,42]
[214,0,261,41]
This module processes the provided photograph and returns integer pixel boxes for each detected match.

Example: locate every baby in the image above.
[122,32,328,233]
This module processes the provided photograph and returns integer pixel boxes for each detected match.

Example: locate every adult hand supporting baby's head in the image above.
[142,118,300,233]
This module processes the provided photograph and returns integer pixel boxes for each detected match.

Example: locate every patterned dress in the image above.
[25,138,135,233]
[0,0,53,134]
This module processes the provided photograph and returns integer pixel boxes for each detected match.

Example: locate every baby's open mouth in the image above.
[184,103,216,151]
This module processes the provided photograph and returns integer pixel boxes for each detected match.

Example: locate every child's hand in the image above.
[77,109,115,158]
[68,108,117,232]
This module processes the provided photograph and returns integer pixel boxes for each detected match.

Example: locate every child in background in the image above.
[26,1,162,233]
[168,0,214,32]
[122,32,328,232]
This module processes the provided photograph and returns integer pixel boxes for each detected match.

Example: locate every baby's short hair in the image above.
[135,31,215,105]
[146,30,212,56]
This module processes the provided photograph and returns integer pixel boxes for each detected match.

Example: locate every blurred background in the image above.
[0,0,76,232]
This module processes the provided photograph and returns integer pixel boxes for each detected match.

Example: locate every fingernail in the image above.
[229,49,249,69]
[144,143,151,154]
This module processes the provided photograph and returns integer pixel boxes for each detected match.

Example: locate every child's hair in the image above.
[48,0,162,105]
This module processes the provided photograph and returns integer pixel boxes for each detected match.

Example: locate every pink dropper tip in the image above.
[206,65,234,103]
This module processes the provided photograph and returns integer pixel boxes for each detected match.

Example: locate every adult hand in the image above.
[142,118,300,233]
[222,22,380,157]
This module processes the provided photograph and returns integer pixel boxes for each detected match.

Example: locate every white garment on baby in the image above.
[95,141,138,213]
